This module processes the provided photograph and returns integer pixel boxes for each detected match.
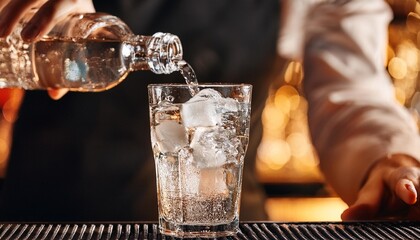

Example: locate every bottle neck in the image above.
[124,33,183,74]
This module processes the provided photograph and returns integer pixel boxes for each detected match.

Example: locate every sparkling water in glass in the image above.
[148,83,252,238]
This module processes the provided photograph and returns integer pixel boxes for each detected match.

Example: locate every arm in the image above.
[280,0,420,219]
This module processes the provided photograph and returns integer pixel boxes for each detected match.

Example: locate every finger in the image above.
[341,175,384,220]
[0,0,41,37]
[21,0,95,41]
[48,89,68,100]
[341,204,376,221]
[0,0,11,11]
[395,178,417,205]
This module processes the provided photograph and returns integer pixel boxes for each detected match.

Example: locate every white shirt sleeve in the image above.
[280,0,420,204]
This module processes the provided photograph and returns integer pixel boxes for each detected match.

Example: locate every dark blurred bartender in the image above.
[0,0,419,221]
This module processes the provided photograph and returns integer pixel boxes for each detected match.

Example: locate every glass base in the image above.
[159,218,239,238]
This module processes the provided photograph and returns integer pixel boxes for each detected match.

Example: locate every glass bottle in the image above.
[0,12,184,91]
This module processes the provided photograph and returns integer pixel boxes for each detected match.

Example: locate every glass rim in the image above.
[147,83,252,88]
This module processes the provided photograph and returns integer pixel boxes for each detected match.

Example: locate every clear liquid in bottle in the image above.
[34,38,128,91]
[0,12,195,92]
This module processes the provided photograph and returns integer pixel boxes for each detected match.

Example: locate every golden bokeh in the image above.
[257,3,420,187]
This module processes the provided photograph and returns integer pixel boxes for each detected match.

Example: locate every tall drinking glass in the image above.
[148,83,252,238]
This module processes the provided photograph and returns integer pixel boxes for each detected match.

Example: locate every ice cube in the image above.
[153,120,187,153]
[178,141,229,197]
[179,147,228,196]
[190,126,243,169]
[219,97,239,113]
[181,89,221,127]
[154,104,180,123]
[198,168,228,196]
[190,127,227,168]
[181,88,240,128]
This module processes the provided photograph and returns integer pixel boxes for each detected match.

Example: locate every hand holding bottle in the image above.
[0,0,183,99]
[341,154,420,220]
[0,0,95,99]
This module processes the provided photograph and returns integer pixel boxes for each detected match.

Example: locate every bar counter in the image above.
[0,221,418,239]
